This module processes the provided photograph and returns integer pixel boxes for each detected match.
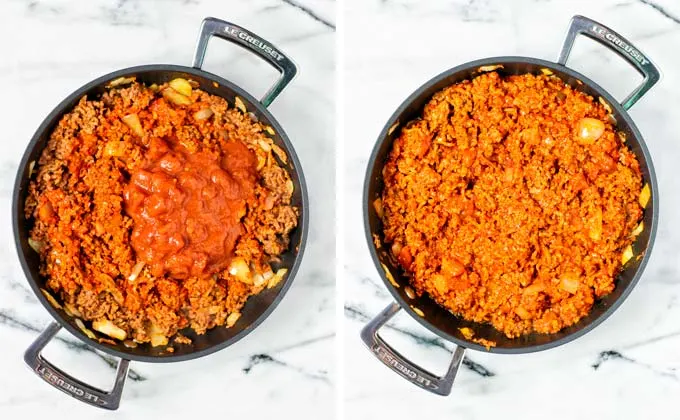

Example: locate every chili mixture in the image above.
[26,78,297,348]
[380,71,647,339]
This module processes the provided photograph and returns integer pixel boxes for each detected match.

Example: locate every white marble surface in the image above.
[0,0,334,418]
[343,0,680,418]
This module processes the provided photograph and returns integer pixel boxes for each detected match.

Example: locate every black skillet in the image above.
[13,17,308,410]
[361,15,660,395]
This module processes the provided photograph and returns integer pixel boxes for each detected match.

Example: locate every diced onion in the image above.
[235,96,247,113]
[122,114,144,137]
[168,78,193,97]
[258,139,272,152]
[459,327,475,339]
[515,306,530,319]
[410,306,424,317]
[267,268,288,289]
[631,221,644,237]
[40,289,62,309]
[639,184,650,208]
[560,275,580,294]
[272,144,288,164]
[380,263,398,288]
[28,161,36,178]
[151,334,168,347]
[264,126,276,136]
[373,198,384,219]
[478,64,503,72]
[194,108,214,121]
[253,273,266,287]
[75,319,96,340]
[229,257,252,283]
[128,261,145,282]
[104,140,124,157]
[162,87,192,106]
[576,118,605,144]
[107,76,135,88]
[226,312,241,327]
[622,245,634,265]
[92,319,127,341]
[149,323,168,347]
[522,283,545,295]
[589,207,603,241]
[64,303,82,318]
[29,238,44,253]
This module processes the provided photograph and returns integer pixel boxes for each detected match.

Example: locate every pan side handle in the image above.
[192,17,298,107]
[360,302,466,396]
[24,322,130,410]
[557,15,660,110]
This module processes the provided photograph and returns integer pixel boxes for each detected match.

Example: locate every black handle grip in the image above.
[24,322,130,410]
[360,302,466,396]
[192,17,298,107]
[557,15,660,110]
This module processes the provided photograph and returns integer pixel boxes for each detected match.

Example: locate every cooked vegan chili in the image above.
[381,71,645,339]
[26,79,297,347]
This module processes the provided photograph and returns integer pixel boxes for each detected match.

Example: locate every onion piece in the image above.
[92,319,127,341]
[64,303,82,318]
[621,245,634,265]
[40,289,62,309]
[410,306,424,317]
[639,184,650,208]
[515,306,530,319]
[576,117,605,144]
[253,273,266,287]
[267,268,288,289]
[272,144,288,164]
[258,139,272,152]
[264,126,276,136]
[28,238,44,253]
[149,323,168,347]
[168,78,193,97]
[235,96,247,113]
[373,198,384,219]
[75,319,96,340]
[122,113,144,137]
[128,261,145,282]
[151,334,168,347]
[162,87,192,106]
[560,274,580,294]
[229,257,252,283]
[226,312,241,327]
[28,160,36,178]
[588,207,603,241]
[459,327,475,339]
[107,76,135,88]
[478,64,503,72]
[631,221,644,238]
[193,108,214,121]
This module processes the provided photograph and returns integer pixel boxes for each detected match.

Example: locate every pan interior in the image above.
[365,58,656,353]
[13,66,307,362]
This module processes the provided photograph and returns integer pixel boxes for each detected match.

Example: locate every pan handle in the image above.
[192,17,298,107]
[24,322,130,410]
[360,302,466,396]
[557,15,660,110]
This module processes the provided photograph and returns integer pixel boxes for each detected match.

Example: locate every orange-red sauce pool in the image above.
[124,137,258,279]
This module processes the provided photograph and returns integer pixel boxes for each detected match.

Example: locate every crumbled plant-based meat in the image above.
[27,80,298,345]
[381,72,644,339]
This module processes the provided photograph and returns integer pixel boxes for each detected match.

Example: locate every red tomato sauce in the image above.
[124,137,258,279]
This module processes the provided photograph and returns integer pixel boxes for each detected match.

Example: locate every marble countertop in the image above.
[343,0,680,418]
[0,0,334,418]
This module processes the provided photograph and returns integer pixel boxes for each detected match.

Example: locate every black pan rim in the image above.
[13,64,310,363]
[362,55,659,355]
